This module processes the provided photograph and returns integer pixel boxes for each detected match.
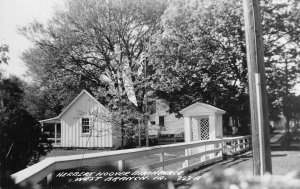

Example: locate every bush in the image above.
[0,76,51,188]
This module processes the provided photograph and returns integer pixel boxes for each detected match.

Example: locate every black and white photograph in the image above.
[1,0,300,188]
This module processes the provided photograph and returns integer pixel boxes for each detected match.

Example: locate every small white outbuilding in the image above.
[179,102,226,142]
[40,90,123,148]
[149,100,226,141]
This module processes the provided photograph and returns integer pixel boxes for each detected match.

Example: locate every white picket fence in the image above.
[11,135,251,187]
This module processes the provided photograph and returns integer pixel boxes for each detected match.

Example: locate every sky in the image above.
[0,0,64,81]
[0,0,300,94]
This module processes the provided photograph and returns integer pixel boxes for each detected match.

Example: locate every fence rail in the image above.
[223,135,252,155]
[11,136,251,187]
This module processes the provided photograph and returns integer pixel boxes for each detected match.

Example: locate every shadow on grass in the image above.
[271,138,300,152]
[271,154,287,157]
[269,129,300,152]
[186,156,250,177]
[175,155,251,188]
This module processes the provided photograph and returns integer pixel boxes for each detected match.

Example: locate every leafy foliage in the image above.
[151,0,300,133]
[151,0,250,131]
[0,44,9,65]
[262,0,300,122]
[20,0,300,138]
[0,76,51,177]
[21,0,168,147]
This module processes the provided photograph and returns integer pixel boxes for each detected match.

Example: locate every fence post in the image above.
[231,140,237,153]
[248,137,251,148]
[159,152,164,170]
[219,141,223,158]
[203,143,207,162]
[118,160,125,171]
[183,148,190,168]
[222,139,225,155]
[47,172,53,188]
[237,139,241,152]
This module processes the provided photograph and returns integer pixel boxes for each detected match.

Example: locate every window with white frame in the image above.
[81,118,91,134]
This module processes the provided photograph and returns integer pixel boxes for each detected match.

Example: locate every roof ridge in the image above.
[57,89,107,118]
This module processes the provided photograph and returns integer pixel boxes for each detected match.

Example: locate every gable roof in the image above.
[179,102,226,115]
[58,90,107,117]
[40,90,107,123]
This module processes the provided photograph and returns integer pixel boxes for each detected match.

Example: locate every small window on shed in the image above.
[82,118,91,134]
[159,116,165,127]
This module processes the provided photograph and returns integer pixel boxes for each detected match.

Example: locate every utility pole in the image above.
[243,0,272,175]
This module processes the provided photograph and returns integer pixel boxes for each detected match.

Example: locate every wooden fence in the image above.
[11,136,251,187]
[223,135,252,155]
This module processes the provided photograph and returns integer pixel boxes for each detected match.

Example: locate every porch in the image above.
[40,117,61,147]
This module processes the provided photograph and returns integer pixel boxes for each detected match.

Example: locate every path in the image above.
[178,129,300,188]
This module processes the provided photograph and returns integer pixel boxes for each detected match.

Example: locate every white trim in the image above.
[81,117,92,135]
[39,117,60,123]
[179,102,226,115]
[58,90,86,117]
[182,112,215,117]
[58,90,108,118]
[39,90,108,123]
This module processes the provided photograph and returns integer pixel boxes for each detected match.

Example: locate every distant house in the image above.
[270,113,287,130]
[40,90,123,148]
[149,99,184,136]
[149,100,225,140]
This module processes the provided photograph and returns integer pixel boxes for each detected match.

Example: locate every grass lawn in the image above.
[40,148,107,161]
[39,147,187,170]
[210,150,300,175]
[187,130,300,177]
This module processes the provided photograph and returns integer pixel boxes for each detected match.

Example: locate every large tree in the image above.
[151,0,250,133]
[21,0,300,139]
[21,0,167,146]
[151,0,300,135]
[262,0,300,141]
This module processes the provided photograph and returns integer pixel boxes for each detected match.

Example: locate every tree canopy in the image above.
[21,0,300,137]
[21,0,168,147]
[150,0,250,131]
[151,0,300,131]
[0,44,9,65]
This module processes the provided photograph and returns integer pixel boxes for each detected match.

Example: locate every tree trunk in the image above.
[121,119,124,149]
[286,116,290,147]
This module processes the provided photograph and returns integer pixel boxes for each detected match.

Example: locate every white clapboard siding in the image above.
[60,92,113,148]
[162,113,184,134]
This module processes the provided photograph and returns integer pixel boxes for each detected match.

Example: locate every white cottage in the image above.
[40,90,123,148]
